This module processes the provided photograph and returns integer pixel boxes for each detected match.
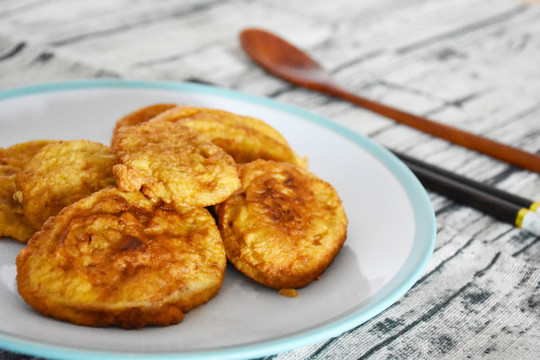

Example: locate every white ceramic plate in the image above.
[0,80,435,360]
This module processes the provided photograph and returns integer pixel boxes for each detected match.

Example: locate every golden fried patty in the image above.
[0,140,57,242]
[217,160,347,290]
[150,106,307,167]
[16,187,226,329]
[14,140,116,229]
[113,118,240,207]
[111,103,177,148]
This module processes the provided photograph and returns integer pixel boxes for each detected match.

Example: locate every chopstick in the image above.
[392,151,540,236]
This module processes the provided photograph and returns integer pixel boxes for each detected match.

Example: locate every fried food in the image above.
[0,140,57,169]
[14,140,116,229]
[278,288,298,297]
[149,106,307,167]
[0,140,57,242]
[216,160,347,290]
[9,102,348,329]
[111,103,177,148]
[16,187,226,328]
[112,118,240,207]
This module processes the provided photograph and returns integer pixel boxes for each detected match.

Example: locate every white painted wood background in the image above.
[1,0,539,359]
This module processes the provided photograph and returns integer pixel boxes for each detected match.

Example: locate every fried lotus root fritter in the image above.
[16,187,226,329]
[14,140,116,230]
[0,140,57,242]
[113,118,240,207]
[111,103,177,148]
[217,160,347,290]
[149,106,307,167]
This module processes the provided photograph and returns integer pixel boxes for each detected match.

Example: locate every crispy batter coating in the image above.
[16,187,226,329]
[113,118,240,207]
[14,140,116,229]
[217,160,347,290]
[0,140,57,169]
[150,106,307,167]
[0,140,57,242]
[111,103,177,148]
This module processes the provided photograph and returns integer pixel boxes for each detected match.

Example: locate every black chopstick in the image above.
[392,150,540,236]
[395,151,540,213]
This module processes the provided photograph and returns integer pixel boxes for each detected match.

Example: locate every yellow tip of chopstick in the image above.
[516,208,540,237]
[515,208,529,228]
[530,201,540,212]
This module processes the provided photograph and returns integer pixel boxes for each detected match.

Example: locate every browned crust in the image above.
[16,188,226,328]
[217,160,347,290]
[112,118,240,207]
[111,103,177,148]
[149,106,307,167]
[1,140,58,242]
[14,140,116,229]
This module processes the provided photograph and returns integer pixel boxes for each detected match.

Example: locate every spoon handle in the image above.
[322,84,540,173]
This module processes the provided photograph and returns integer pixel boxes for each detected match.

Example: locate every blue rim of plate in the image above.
[0,79,436,360]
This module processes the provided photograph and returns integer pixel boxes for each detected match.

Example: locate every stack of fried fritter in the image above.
[2,104,347,329]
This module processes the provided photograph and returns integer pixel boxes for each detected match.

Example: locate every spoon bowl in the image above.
[240,29,337,89]
[239,28,540,173]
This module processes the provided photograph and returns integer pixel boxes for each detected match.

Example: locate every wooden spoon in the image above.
[240,28,540,173]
